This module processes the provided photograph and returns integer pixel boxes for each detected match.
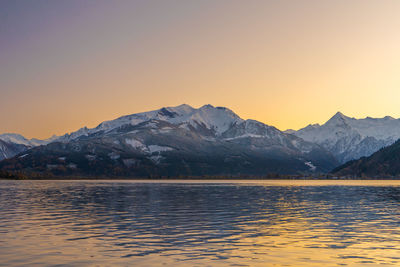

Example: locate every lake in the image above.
[0,180,399,266]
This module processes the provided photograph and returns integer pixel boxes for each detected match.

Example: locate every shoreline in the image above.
[2,177,400,181]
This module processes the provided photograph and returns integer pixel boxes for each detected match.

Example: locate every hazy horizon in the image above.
[2,0,400,139]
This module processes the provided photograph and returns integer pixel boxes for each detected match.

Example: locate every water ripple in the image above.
[0,180,399,266]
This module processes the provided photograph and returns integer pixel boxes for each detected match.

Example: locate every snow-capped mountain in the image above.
[59,104,331,157]
[0,104,338,177]
[0,133,59,160]
[0,133,58,147]
[0,139,28,161]
[57,104,243,142]
[289,112,400,163]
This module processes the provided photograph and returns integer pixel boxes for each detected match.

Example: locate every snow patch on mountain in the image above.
[108,152,120,160]
[125,138,146,150]
[224,134,265,140]
[305,161,316,171]
[149,155,164,164]
[148,145,173,154]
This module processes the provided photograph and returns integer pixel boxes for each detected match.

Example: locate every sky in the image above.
[2,0,400,139]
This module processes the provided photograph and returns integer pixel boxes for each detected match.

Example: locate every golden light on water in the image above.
[0,180,399,266]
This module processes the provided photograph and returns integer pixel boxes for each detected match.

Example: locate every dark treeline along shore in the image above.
[2,105,400,179]
[1,170,399,181]
[0,169,330,180]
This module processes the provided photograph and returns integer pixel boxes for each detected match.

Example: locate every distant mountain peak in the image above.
[325,111,351,126]
[332,111,349,120]
[0,133,46,147]
[166,104,195,114]
[0,133,59,160]
[292,111,400,163]
[55,104,245,142]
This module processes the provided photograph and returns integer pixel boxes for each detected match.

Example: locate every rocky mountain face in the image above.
[0,133,58,160]
[0,139,28,161]
[0,104,338,177]
[332,140,400,178]
[0,133,57,147]
[289,112,400,164]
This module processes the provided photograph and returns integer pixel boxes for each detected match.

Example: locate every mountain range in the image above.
[288,112,400,163]
[1,104,400,178]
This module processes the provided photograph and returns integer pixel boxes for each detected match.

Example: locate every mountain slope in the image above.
[0,133,59,147]
[0,104,338,177]
[0,133,58,160]
[0,139,28,161]
[332,140,400,178]
[289,112,400,163]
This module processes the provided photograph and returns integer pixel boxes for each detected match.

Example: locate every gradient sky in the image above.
[2,0,400,139]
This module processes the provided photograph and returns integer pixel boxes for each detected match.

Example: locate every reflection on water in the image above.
[0,180,399,266]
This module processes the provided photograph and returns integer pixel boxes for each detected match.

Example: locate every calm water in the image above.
[0,180,399,267]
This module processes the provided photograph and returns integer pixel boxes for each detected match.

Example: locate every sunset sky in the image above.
[2,0,400,139]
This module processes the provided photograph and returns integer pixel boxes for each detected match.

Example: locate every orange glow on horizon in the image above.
[2,1,400,139]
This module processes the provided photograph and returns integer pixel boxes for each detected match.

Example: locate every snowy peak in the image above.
[62,104,243,140]
[167,103,195,113]
[325,112,351,126]
[332,111,346,118]
[158,104,196,119]
[291,112,400,163]
[0,133,32,147]
[0,139,28,161]
[190,105,242,134]
[0,133,59,160]
[0,133,56,147]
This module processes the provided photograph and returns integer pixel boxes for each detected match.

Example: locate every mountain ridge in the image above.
[289,112,400,163]
[0,104,338,177]
[3,105,400,178]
